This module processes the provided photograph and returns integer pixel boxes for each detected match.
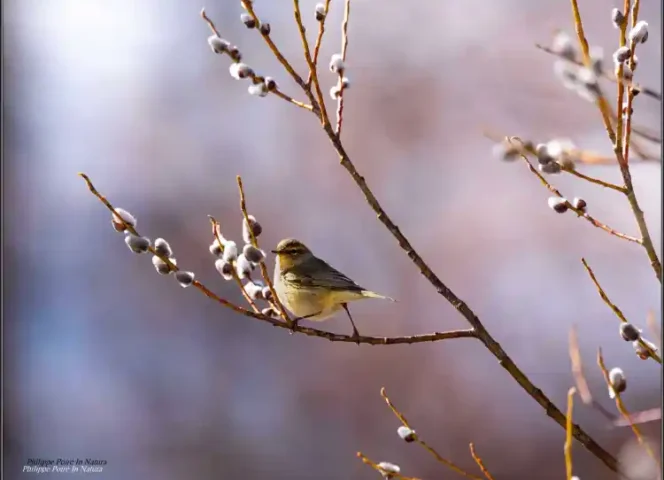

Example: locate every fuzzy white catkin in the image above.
[329,54,345,73]
[175,271,195,287]
[628,21,648,44]
[208,35,230,54]
[376,462,400,475]
[113,208,137,228]
[125,234,150,253]
[222,241,238,263]
[236,254,252,279]
[154,238,173,258]
[229,63,253,80]
[243,244,265,264]
[215,259,234,281]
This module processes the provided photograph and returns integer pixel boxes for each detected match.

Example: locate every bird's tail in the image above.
[361,290,397,302]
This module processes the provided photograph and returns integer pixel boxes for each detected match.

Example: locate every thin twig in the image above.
[565,387,577,480]
[315,120,619,471]
[307,0,332,85]
[292,0,330,125]
[646,310,661,351]
[335,0,351,135]
[581,258,661,364]
[356,452,422,480]
[569,326,618,421]
[564,167,627,193]
[272,89,314,111]
[613,408,662,427]
[236,176,291,324]
[380,388,492,480]
[208,216,260,313]
[597,349,660,466]
[468,443,495,480]
[535,43,662,102]
[236,2,321,115]
[614,0,630,165]
[201,8,316,113]
[568,0,662,281]
[80,172,482,346]
[568,0,618,145]
[512,141,642,245]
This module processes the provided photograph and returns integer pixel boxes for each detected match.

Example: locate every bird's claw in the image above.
[350,328,361,345]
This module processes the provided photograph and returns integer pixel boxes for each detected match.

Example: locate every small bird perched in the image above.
[272,238,394,341]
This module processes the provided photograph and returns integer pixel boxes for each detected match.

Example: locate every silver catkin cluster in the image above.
[550,31,604,102]
[207,14,277,99]
[328,54,351,99]
[209,215,276,317]
[111,208,195,287]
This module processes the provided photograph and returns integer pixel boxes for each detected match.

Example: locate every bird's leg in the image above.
[342,304,360,344]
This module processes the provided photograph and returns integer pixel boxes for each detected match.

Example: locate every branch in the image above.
[335,0,351,135]
[314,121,619,471]
[568,0,662,281]
[513,141,642,245]
[307,0,332,85]
[565,387,577,480]
[535,43,662,102]
[79,172,481,346]
[380,388,483,480]
[468,443,495,480]
[581,258,661,364]
[200,8,313,113]
[568,326,618,421]
[208,215,260,313]
[236,176,291,324]
[292,0,330,124]
[597,349,660,466]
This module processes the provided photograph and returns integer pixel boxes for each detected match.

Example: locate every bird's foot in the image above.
[288,317,300,334]
[350,327,361,345]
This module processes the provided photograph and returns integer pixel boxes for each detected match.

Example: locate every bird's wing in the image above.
[284,257,365,292]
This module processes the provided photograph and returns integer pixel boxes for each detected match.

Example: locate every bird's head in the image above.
[272,238,312,267]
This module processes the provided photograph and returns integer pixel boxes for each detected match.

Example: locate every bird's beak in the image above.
[270,249,279,254]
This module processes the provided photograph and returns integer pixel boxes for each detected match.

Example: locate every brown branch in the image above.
[563,167,627,193]
[581,258,661,364]
[535,43,662,102]
[513,141,642,245]
[565,387,577,480]
[200,9,315,113]
[236,176,291,324]
[567,0,662,281]
[614,0,630,165]
[335,0,351,135]
[380,388,483,480]
[597,349,660,466]
[79,172,481,346]
[272,89,313,111]
[646,310,661,351]
[468,443,495,480]
[613,408,662,427]
[569,326,618,421]
[312,119,619,472]
[235,2,321,115]
[292,0,330,124]
[208,216,260,313]
[568,0,617,146]
[307,0,332,85]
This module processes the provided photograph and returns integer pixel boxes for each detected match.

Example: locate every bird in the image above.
[271,238,395,341]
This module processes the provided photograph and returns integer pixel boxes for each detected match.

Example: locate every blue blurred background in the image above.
[3,0,662,479]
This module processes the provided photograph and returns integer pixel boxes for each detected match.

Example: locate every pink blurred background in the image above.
[3,0,661,479]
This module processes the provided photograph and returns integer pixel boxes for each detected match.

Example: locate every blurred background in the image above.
[2,0,662,479]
